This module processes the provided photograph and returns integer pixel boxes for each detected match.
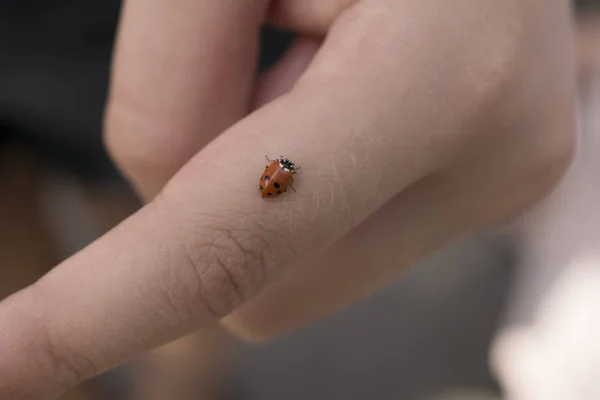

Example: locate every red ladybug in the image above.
[260,156,298,198]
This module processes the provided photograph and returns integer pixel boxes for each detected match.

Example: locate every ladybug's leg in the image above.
[290,185,297,193]
[265,155,273,163]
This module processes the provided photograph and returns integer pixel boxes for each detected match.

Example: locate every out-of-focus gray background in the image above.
[230,234,512,400]
[0,1,597,399]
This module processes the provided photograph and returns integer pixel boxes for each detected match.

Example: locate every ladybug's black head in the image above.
[278,157,296,173]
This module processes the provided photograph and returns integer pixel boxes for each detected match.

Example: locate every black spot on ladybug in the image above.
[274,182,280,189]
[267,193,273,196]
[277,190,282,194]
[265,166,268,169]
[265,176,270,181]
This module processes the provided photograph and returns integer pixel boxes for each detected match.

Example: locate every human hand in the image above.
[0,0,576,398]
[491,13,600,400]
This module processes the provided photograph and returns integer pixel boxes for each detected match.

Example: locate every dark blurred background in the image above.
[0,1,598,399]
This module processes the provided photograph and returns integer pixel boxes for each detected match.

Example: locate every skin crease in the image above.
[0,0,577,399]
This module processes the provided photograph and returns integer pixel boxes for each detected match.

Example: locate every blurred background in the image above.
[1,1,599,399]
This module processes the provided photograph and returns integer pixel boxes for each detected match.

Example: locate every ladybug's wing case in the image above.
[260,163,281,197]
[261,163,280,187]
[275,172,294,190]
[268,170,293,196]
[260,162,293,197]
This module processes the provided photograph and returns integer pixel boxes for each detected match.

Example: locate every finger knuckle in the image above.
[41,310,101,388]
[0,309,78,399]
[0,299,99,397]
[182,228,269,319]
[160,208,282,321]
[461,48,525,119]
[525,117,576,186]
[103,98,192,182]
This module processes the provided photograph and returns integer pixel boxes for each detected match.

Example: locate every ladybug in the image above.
[259,156,298,198]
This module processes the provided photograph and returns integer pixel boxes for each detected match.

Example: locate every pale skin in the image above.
[0,0,577,398]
